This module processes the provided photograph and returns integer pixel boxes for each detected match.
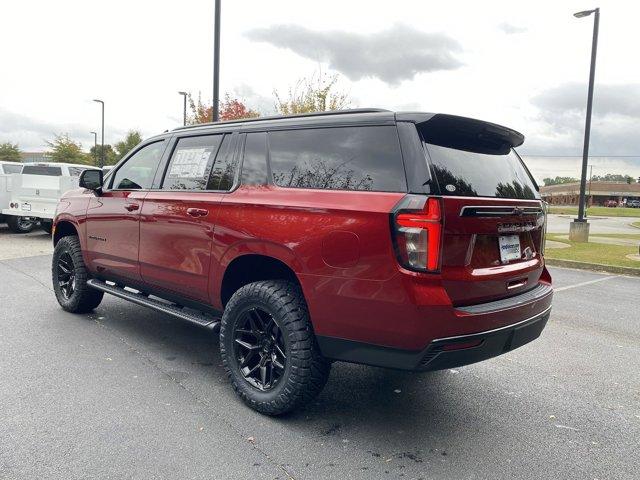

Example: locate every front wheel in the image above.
[220,280,331,415]
[52,236,103,313]
[6,216,35,233]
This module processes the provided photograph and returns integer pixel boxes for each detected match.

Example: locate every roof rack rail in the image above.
[172,108,391,131]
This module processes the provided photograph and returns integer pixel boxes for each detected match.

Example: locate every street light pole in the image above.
[93,99,105,168]
[90,131,97,166]
[178,91,188,126]
[212,0,221,122]
[570,7,600,242]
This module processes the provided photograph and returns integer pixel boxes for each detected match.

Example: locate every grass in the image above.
[589,233,640,240]
[546,234,640,269]
[632,221,640,229]
[548,206,640,218]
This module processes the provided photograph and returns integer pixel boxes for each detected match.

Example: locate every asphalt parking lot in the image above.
[1,230,638,479]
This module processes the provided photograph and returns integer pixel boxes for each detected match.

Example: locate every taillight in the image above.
[391,195,443,272]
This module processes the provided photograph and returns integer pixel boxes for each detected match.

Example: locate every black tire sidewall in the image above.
[52,236,102,313]
[222,297,293,404]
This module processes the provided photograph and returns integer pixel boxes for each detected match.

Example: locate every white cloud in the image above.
[245,24,463,86]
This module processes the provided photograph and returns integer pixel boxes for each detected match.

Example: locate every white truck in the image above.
[2,163,100,234]
[0,161,37,233]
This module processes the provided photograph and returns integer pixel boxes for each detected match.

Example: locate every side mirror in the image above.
[79,169,103,191]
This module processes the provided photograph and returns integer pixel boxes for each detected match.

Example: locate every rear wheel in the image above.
[220,280,331,415]
[6,216,35,233]
[52,236,103,313]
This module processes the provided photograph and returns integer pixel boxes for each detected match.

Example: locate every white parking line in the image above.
[554,275,618,292]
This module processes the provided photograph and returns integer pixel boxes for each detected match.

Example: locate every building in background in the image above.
[20,152,51,163]
[540,181,640,206]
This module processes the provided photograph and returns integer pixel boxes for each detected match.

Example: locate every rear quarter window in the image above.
[268,126,407,192]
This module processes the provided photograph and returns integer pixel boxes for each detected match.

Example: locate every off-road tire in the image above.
[52,235,103,313]
[220,280,331,415]
[7,215,35,233]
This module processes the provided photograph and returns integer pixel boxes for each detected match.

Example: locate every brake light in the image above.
[392,196,443,272]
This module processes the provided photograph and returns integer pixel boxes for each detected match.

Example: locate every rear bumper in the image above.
[316,292,552,371]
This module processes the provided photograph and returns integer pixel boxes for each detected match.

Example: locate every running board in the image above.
[87,279,220,331]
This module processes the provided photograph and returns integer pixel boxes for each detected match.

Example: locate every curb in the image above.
[545,258,640,277]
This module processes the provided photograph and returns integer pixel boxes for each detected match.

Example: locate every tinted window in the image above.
[163,135,223,190]
[112,141,165,190]
[22,165,62,176]
[269,126,406,192]
[241,132,268,185]
[425,143,539,199]
[207,134,239,191]
[2,164,22,174]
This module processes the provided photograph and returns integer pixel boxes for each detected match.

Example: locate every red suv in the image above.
[51,109,552,415]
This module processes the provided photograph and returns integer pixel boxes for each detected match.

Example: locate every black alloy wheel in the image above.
[56,251,76,299]
[233,307,287,391]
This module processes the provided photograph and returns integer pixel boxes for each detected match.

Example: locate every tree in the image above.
[187,92,260,125]
[114,130,143,162]
[89,144,117,166]
[187,92,212,125]
[46,134,91,165]
[0,142,21,162]
[274,73,351,115]
[219,94,260,121]
[542,176,579,186]
[591,173,636,183]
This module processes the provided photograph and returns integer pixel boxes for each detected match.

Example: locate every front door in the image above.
[139,132,239,303]
[85,140,167,283]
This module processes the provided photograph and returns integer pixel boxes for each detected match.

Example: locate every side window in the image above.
[2,164,23,174]
[268,126,407,192]
[68,166,89,177]
[207,134,239,191]
[241,132,268,185]
[112,141,165,190]
[163,135,223,190]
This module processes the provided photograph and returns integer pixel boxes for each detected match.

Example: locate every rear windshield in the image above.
[2,164,23,174]
[22,165,62,176]
[425,144,539,199]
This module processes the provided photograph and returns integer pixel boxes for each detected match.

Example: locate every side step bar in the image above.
[87,279,220,331]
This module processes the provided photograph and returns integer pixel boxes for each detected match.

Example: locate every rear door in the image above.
[139,132,240,303]
[85,140,167,282]
[414,118,546,306]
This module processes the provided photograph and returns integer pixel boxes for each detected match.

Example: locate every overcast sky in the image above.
[1,0,638,182]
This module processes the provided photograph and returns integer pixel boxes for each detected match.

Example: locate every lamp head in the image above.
[574,9,597,18]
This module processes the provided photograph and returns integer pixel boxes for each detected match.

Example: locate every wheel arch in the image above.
[218,253,303,308]
[53,219,79,246]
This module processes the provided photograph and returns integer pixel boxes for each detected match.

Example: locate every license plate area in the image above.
[21,203,31,212]
[498,235,521,263]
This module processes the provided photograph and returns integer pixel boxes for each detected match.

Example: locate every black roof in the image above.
[172,108,391,131]
[168,108,524,148]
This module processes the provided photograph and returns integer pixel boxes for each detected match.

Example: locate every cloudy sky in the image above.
[1,0,638,182]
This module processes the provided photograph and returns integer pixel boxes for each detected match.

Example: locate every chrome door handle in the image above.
[187,208,208,217]
[125,203,139,212]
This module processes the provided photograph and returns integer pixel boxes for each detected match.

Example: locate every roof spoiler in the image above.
[400,113,524,155]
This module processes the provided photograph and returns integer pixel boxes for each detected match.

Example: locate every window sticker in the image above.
[168,147,213,178]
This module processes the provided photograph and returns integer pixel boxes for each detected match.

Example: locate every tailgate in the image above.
[440,197,545,306]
